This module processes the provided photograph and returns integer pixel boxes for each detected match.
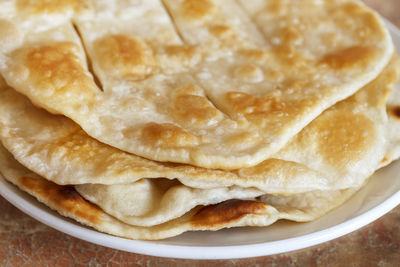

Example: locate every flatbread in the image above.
[73,65,400,227]
[75,179,264,227]
[0,143,357,240]
[0,0,393,169]
[1,56,398,195]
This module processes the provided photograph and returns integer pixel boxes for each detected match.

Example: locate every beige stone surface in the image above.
[1,0,400,265]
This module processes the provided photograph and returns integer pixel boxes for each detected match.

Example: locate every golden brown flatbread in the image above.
[0,0,393,169]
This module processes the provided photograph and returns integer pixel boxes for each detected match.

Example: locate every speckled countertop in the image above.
[1,0,400,266]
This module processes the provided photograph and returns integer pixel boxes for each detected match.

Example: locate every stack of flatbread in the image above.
[0,0,399,240]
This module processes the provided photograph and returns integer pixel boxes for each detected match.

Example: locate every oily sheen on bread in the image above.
[0,0,394,169]
[0,57,398,195]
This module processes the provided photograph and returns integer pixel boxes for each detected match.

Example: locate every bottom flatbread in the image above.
[0,143,357,240]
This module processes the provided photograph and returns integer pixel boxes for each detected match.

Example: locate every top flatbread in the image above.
[0,0,393,169]
[0,56,398,194]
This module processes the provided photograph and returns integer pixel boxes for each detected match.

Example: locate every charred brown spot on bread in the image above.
[320,46,378,69]
[94,35,156,79]
[141,122,199,147]
[389,106,400,119]
[191,199,267,226]
[20,176,102,225]
[58,186,81,200]
[182,0,217,21]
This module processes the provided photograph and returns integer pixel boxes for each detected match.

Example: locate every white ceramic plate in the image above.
[1,21,400,261]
